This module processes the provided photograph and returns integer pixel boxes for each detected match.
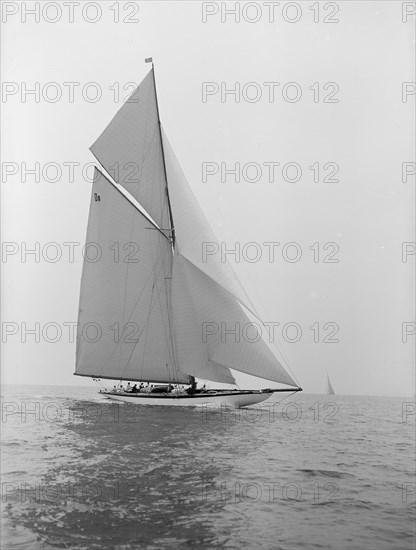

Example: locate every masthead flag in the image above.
[145,57,153,63]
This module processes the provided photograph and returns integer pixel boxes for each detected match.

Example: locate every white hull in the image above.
[102,391,273,408]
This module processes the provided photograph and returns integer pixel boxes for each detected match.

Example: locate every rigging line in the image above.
[252,390,298,417]
[151,237,183,385]
[138,271,156,381]
[152,64,176,247]
[160,130,257,316]
[120,272,159,382]
[141,115,158,160]
[92,378,107,392]
[119,233,173,380]
[272,390,299,410]
[142,125,171,233]
[143,116,176,374]
[149,144,177,378]
[161,245,181,386]
[126,128,176,382]
[153,207,178,378]
[137,227,170,381]
[251,314,300,389]
[118,199,138,374]
[142,70,152,167]
[122,237,163,379]
[111,198,172,330]
[139,123,170,232]
[149,63,179,380]
[98,230,168,376]
[245,291,301,389]
[93,166,170,242]
[157,238,175,369]
[158,136,172,246]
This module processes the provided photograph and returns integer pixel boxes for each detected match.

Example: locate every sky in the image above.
[1,1,415,395]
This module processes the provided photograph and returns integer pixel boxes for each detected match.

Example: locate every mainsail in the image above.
[75,65,299,389]
[326,375,335,395]
[76,168,190,384]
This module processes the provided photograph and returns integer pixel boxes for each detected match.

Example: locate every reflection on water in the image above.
[1,385,415,549]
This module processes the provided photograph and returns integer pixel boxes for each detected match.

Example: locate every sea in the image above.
[1,385,415,550]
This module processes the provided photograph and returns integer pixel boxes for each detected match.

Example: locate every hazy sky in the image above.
[2,1,415,395]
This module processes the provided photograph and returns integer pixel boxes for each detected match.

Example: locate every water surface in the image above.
[1,385,415,549]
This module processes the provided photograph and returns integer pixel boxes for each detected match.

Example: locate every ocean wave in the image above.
[297,469,354,479]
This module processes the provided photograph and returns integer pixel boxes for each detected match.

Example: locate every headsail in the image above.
[164,130,297,387]
[171,252,236,385]
[75,168,190,384]
[162,129,258,318]
[172,254,297,387]
[90,70,170,231]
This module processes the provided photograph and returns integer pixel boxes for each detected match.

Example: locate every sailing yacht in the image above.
[326,375,335,395]
[74,59,302,407]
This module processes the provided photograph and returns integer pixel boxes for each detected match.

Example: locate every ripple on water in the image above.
[1,390,415,550]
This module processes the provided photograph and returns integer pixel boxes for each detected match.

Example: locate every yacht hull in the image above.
[102,390,273,408]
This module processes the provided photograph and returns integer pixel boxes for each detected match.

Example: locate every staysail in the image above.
[76,64,299,389]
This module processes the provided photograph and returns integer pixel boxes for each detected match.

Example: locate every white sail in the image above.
[75,168,190,384]
[326,375,335,395]
[172,254,298,387]
[76,65,300,393]
[162,129,258,317]
[90,70,170,231]
[172,252,236,385]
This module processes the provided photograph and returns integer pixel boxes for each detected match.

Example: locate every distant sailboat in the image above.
[74,59,302,407]
[326,375,335,395]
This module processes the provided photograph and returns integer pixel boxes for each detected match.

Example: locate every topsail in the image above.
[90,71,170,230]
[75,66,299,389]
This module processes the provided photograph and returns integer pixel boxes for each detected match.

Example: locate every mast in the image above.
[149,59,176,248]
[146,58,180,385]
